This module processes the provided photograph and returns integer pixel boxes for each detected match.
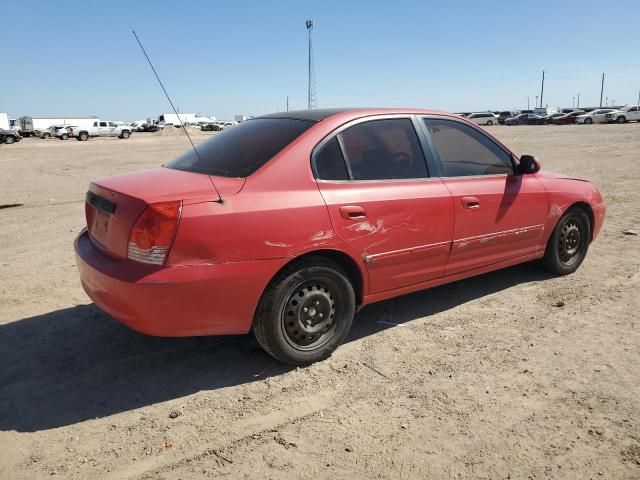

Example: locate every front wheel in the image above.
[60,133,68,140]
[542,208,591,275]
[4,136,15,144]
[616,116,626,123]
[253,256,356,365]
[584,117,593,124]
[78,132,89,141]
[486,120,494,126]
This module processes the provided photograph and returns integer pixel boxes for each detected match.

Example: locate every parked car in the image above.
[504,113,546,125]
[467,112,497,126]
[604,105,640,123]
[42,125,72,140]
[137,123,160,132]
[576,109,615,124]
[200,122,221,132]
[68,121,132,141]
[498,111,516,124]
[0,128,21,144]
[550,110,586,125]
[542,113,564,123]
[75,108,606,365]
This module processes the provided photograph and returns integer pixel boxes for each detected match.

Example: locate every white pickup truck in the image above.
[68,120,133,141]
[605,105,640,123]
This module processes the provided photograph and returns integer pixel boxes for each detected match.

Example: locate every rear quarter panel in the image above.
[168,115,371,292]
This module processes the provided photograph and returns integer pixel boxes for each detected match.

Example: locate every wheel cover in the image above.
[282,279,337,351]
[558,219,581,265]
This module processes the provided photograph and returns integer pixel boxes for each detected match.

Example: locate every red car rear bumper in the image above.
[74,231,283,337]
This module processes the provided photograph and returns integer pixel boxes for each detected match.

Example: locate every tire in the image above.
[43,133,51,139]
[486,120,494,126]
[584,117,593,124]
[253,256,356,365]
[541,207,591,275]
[616,116,626,123]
[78,132,89,141]
[4,135,15,144]
[61,134,68,140]
[120,131,130,139]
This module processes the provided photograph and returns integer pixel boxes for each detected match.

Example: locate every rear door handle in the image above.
[339,205,367,220]
[461,196,480,209]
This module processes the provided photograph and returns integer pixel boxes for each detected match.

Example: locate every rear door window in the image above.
[337,118,428,180]
[423,118,513,177]
[167,118,313,177]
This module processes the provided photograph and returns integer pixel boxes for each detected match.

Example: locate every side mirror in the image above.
[518,154,541,174]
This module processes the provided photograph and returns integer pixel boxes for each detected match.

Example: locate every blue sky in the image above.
[2,0,639,120]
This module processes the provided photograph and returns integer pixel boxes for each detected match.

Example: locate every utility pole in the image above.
[637,89,640,106]
[577,93,581,109]
[286,96,289,112]
[527,96,530,110]
[535,96,538,110]
[599,73,605,108]
[539,70,545,109]
[306,20,317,109]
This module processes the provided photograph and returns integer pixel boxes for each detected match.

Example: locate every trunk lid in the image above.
[85,167,244,259]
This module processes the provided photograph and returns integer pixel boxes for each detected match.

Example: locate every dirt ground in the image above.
[0,125,639,479]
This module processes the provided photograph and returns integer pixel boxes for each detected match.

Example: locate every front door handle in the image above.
[339,205,367,220]
[461,196,480,209]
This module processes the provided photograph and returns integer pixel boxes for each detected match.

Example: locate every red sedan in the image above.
[75,108,606,365]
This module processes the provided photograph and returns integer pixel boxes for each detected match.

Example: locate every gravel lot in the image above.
[1,125,639,479]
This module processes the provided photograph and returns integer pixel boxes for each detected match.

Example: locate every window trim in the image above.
[311,114,433,183]
[419,115,517,178]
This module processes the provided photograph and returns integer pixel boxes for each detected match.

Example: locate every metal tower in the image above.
[306,19,317,109]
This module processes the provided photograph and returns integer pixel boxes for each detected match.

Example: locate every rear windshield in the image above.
[166,118,314,177]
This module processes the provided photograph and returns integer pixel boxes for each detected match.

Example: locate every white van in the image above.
[467,112,497,126]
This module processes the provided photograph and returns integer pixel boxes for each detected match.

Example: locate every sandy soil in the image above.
[0,125,639,479]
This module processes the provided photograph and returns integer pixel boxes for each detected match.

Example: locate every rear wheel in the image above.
[60,133,68,140]
[584,117,593,124]
[253,256,356,365]
[4,135,15,144]
[542,208,591,275]
[120,131,130,139]
[486,120,494,126]
[43,132,51,139]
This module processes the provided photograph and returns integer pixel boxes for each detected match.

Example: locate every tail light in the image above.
[128,201,182,265]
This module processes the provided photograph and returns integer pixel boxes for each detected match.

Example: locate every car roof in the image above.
[257,108,454,123]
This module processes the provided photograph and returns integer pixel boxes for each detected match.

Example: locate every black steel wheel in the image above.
[617,116,626,123]
[282,280,338,351]
[253,256,355,365]
[542,207,590,275]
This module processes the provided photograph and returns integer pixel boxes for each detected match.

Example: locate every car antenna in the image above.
[132,29,223,204]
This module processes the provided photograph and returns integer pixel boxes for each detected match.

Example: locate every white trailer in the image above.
[0,113,9,130]
[19,116,99,136]
[157,113,216,126]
